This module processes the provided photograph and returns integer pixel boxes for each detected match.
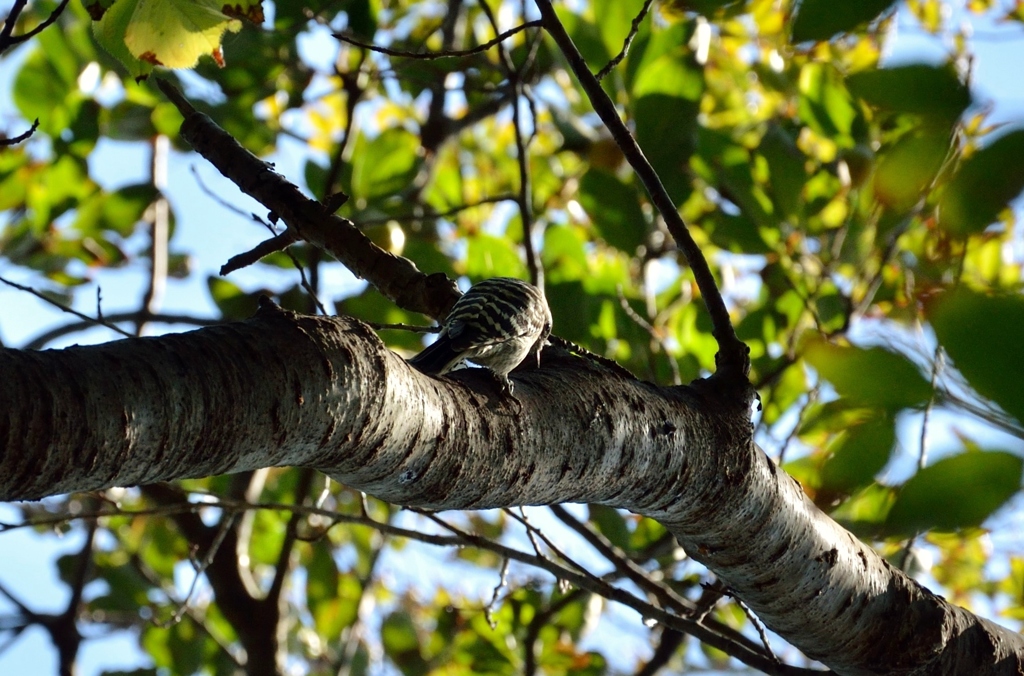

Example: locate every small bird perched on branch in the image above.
[408,277,552,394]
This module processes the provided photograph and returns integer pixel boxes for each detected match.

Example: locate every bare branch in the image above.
[0,118,39,146]
[333,20,542,60]
[0,275,133,340]
[24,312,221,350]
[220,231,300,276]
[595,0,655,81]
[534,0,750,381]
[1,499,822,675]
[155,78,460,320]
[1,0,70,49]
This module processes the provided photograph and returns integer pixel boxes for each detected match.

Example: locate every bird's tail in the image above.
[408,336,461,376]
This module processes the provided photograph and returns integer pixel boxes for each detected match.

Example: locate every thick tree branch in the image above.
[1,306,1021,672]
[155,79,460,321]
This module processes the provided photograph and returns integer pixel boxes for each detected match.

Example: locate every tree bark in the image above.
[1,303,1021,674]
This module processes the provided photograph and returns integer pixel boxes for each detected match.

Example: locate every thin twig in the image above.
[161,510,239,626]
[548,505,696,616]
[355,194,517,226]
[365,321,438,333]
[24,312,221,350]
[129,548,246,666]
[333,20,541,60]
[617,284,681,385]
[478,0,543,288]
[595,0,655,81]
[0,275,133,339]
[0,118,38,146]
[220,231,299,275]
[0,499,822,675]
[0,0,70,50]
[484,557,510,629]
[735,597,780,665]
[0,0,26,50]
[918,342,944,470]
[267,470,315,605]
[156,78,459,321]
[535,1,749,380]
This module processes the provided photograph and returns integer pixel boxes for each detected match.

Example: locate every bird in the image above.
[408,277,552,395]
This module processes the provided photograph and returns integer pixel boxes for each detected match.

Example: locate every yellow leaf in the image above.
[123,0,243,69]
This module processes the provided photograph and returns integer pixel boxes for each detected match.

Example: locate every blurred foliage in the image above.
[3,0,1024,672]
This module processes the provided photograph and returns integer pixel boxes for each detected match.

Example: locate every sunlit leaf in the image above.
[798,63,858,142]
[465,233,527,280]
[207,276,262,320]
[350,128,423,202]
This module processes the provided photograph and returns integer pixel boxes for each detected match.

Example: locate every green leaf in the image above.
[337,286,431,352]
[207,277,261,320]
[92,0,152,78]
[938,129,1024,237]
[101,183,159,236]
[847,64,971,122]
[797,63,858,142]
[306,540,339,611]
[928,288,1024,423]
[554,7,610,71]
[873,130,949,212]
[830,483,896,535]
[13,48,75,135]
[577,169,646,253]
[814,281,850,334]
[124,0,245,68]
[631,53,704,100]
[546,280,600,344]
[542,224,588,281]
[703,211,773,254]
[350,128,422,202]
[345,0,377,37]
[592,0,648,60]
[661,0,744,16]
[381,611,427,676]
[634,94,699,205]
[805,343,932,409]
[791,0,899,43]
[760,124,807,220]
[821,414,896,493]
[465,233,527,280]
[885,452,1023,535]
[106,99,159,140]
[588,505,631,551]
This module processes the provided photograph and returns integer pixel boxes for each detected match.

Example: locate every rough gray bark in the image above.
[1,303,1022,674]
